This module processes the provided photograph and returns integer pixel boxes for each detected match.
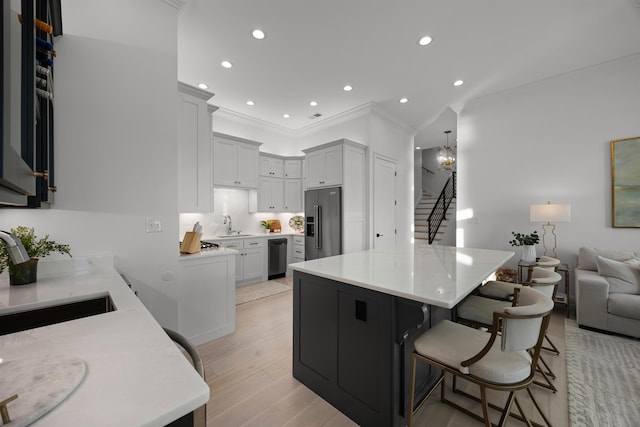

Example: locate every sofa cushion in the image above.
[578,247,638,271]
[608,293,640,320]
[596,256,640,294]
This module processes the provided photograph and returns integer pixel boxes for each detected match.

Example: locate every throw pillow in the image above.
[596,256,640,294]
[578,247,637,271]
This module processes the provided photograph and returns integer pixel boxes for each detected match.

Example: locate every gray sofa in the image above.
[575,247,640,338]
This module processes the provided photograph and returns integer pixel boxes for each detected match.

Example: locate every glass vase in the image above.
[8,258,39,285]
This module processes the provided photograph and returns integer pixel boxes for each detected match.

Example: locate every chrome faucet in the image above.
[223,215,232,236]
[0,231,30,265]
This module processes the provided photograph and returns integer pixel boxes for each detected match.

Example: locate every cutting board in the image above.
[269,219,281,233]
[0,355,87,426]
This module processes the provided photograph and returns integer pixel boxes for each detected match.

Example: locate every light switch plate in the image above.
[146,217,163,233]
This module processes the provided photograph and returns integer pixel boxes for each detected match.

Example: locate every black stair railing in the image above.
[427,172,456,244]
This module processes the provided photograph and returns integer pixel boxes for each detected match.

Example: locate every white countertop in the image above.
[0,256,209,426]
[289,243,514,308]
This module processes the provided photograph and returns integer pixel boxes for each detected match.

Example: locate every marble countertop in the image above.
[0,255,209,426]
[289,243,514,308]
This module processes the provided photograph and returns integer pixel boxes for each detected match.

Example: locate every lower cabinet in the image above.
[292,234,305,263]
[215,238,265,285]
[178,253,236,346]
[293,271,433,427]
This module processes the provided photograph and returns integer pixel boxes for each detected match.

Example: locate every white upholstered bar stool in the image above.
[479,257,560,301]
[457,267,562,392]
[476,267,562,355]
[408,287,554,427]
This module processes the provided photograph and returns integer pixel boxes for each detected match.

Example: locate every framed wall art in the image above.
[611,136,640,228]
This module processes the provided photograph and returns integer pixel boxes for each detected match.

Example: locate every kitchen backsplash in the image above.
[179,189,303,239]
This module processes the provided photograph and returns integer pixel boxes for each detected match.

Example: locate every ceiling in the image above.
[177,0,640,145]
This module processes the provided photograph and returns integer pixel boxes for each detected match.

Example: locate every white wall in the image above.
[212,110,299,156]
[0,0,181,329]
[458,54,640,273]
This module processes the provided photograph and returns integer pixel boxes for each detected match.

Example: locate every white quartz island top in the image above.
[0,256,209,426]
[289,243,514,308]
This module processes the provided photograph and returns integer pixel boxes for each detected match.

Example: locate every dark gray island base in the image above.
[293,271,449,426]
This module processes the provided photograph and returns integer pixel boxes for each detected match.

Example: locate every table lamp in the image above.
[530,201,571,258]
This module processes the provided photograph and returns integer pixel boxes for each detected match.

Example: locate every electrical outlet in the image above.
[146,217,163,233]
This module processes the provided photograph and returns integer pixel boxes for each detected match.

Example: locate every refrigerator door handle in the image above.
[316,205,322,249]
[314,205,319,249]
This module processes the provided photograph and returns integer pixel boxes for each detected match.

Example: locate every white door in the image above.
[374,154,397,248]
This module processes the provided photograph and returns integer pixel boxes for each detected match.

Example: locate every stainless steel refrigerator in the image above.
[304,187,342,260]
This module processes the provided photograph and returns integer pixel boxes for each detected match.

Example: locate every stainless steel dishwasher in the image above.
[268,238,288,280]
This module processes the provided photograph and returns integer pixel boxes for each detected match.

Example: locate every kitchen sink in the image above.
[0,294,115,336]
[214,234,252,238]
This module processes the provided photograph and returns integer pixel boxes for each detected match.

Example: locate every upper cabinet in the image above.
[213,132,261,189]
[250,153,303,213]
[1,0,62,207]
[304,144,343,188]
[259,155,284,178]
[177,82,216,213]
[284,159,302,179]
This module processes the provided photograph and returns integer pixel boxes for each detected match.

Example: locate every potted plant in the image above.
[260,220,272,234]
[0,226,71,285]
[508,231,539,263]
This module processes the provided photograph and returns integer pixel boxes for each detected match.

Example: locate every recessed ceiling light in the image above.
[452,80,464,87]
[400,97,408,103]
[343,85,353,92]
[282,113,290,118]
[197,83,208,90]
[418,36,433,46]
[221,60,233,69]
[310,101,318,107]
[246,100,255,106]
[415,146,421,150]
[252,29,265,40]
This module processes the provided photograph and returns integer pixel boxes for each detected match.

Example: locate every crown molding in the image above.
[213,108,298,137]
[369,104,418,136]
[177,81,215,101]
[162,0,190,10]
[295,103,373,137]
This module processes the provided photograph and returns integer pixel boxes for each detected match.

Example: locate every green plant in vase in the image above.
[0,226,71,285]
[508,231,540,246]
[508,231,539,262]
[260,220,272,233]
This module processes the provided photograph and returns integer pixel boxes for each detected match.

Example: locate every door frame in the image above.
[373,153,397,248]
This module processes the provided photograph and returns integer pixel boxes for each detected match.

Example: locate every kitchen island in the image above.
[0,255,209,426]
[289,243,513,427]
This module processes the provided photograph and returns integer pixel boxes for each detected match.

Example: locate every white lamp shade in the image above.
[530,203,571,223]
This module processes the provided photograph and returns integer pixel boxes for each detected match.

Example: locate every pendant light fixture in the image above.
[437,130,456,171]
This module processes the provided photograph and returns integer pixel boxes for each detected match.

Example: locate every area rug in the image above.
[235,280,292,305]
[565,320,640,426]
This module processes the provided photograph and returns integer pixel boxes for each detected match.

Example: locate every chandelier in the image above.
[437,130,456,171]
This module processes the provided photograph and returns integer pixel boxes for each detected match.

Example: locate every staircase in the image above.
[414,194,455,243]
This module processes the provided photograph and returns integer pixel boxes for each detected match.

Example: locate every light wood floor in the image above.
[197,284,569,426]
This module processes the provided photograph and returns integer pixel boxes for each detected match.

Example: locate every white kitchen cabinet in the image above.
[304,144,343,188]
[213,133,261,189]
[259,155,284,177]
[177,82,216,213]
[215,238,265,285]
[292,234,305,263]
[258,176,284,211]
[178,253,235,345]
[284,178,302,212]
[284,159,302,179]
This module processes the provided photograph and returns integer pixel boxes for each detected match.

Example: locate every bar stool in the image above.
[408,286,554,427]
[458,267,562,392]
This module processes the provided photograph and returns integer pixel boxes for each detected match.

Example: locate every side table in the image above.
[517,261,570,318]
